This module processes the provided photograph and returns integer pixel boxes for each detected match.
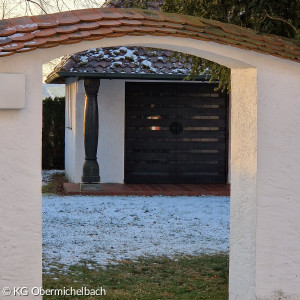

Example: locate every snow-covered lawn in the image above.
[43,195,230,268]
[42,169,63,186]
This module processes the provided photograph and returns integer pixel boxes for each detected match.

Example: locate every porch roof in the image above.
[46,46,209,84]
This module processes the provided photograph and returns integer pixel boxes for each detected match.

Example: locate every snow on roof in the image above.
[47,46,195,82]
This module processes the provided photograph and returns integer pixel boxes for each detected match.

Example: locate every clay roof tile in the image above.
[76,22,100,31]
[0,20,16,37]
[16,47,36,53]
[51,11,81,25]
[132,26,157,33]
[45,34,69,43]
[68,31,92,40]
[119,19,142,26]
[0,36,12,46]
[30,14,59,29]
[135,9,165,21]
[24,38,47,47]
[72,8,103,22]
[0,50,15,56]
[55,25,78,34]
[61,39,81,45]
[111,26,135,33]
[33,28,57,38]
[94,7,123,19]
[97,19,122,27]
[11,32,35,42]
[7,16,38,32]
[39,42,60,48]
[1,42,25,51]
[89,27,113,36]
[120,8,145,20]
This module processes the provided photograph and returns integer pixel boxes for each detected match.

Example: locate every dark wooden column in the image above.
[82,78,100,183]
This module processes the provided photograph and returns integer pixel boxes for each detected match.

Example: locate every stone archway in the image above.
[0,8,299,300]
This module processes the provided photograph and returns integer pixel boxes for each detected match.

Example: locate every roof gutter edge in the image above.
[47,72,210,84]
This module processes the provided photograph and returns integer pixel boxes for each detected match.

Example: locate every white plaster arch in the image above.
[0,34,300,300]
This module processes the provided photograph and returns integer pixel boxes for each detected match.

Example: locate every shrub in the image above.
[42,97,65,170]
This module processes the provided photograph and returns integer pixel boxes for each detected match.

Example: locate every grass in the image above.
[43,254,229,299]
[42,172,67,195]
[42,172,229,298]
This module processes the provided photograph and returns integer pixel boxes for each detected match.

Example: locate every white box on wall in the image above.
[0,73,25,109]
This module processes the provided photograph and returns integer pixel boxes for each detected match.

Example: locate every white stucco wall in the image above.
[0,74,25,109]
[0,34,299,300]
[255,66,300,300]
[64,78,86,184]
[98,80,125,183]
[64,78,77,183]
[0,58,42,299]
[229,68,257,299]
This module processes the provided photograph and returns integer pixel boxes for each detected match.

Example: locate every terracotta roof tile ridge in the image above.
[0,7,299,62]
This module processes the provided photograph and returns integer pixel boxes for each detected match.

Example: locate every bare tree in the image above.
[0,0,105,81]
[0,0,105,19]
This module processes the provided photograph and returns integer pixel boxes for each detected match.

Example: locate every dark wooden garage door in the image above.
[125,82,228,184]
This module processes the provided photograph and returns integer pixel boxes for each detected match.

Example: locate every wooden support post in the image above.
[82,78,100,183]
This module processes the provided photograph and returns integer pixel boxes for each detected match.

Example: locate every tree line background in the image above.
[107,0,300,91]
[42,97,65,170]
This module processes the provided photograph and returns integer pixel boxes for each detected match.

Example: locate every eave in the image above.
[46,71,210,84]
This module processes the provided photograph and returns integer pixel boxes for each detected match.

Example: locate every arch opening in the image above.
[40,42,234,298]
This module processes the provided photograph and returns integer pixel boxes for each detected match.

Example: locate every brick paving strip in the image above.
[63,182,230,196]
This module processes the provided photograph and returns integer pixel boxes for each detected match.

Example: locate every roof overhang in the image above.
[47,71,209,84]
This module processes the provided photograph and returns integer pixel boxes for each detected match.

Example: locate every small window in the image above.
[66,84,74,129]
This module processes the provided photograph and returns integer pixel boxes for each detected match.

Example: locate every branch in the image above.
[25,0,47,14]
[265,13,297,33]
[1,1,5,19]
